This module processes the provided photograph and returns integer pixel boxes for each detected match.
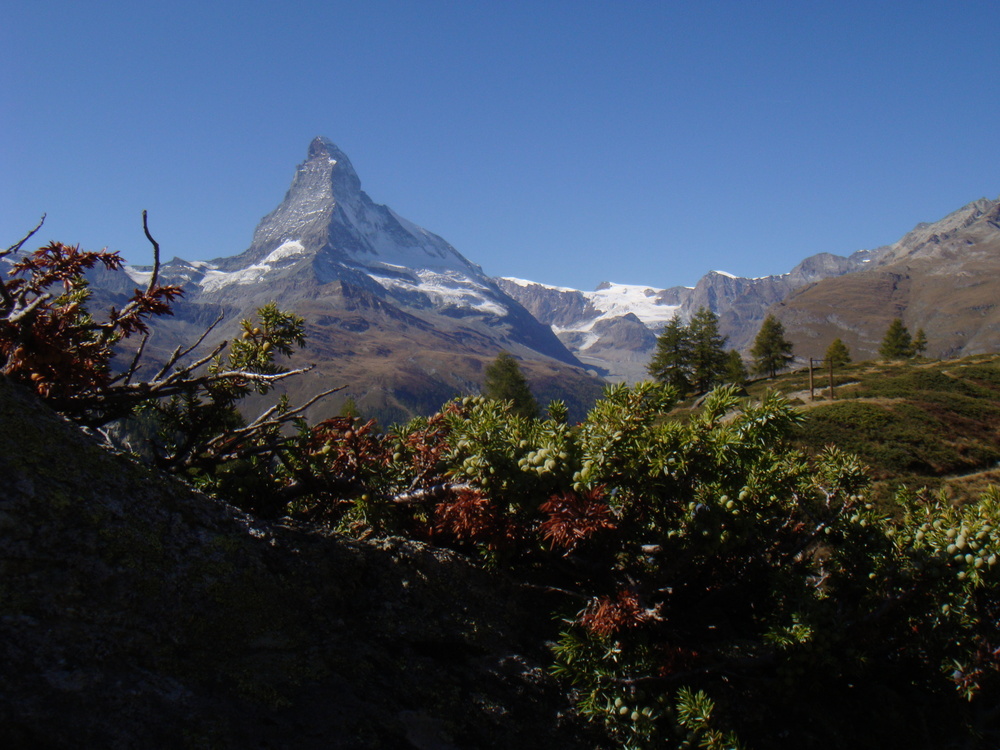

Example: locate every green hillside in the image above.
[742,354,1000,503]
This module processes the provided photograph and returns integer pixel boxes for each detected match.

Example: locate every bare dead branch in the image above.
[152,313,226,382]
[154,340,230,385]
[110,331,151,387]
[1,214,46,259]
[141,210,160,293]
[7,292,52,324]
[0,215,46,311]
[391,482,476,505]
[199,383,343,453]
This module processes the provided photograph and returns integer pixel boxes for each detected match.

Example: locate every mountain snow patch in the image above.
[263,240,308,265]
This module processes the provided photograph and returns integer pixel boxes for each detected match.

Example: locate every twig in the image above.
[391,482,475,505]
[152,313,225,382]
[0,215,46,311]
[1,214,46,259]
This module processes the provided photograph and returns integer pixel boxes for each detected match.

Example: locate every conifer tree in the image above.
[723,349,748,386]
[648,314,693,394]
[339,396,360,419]
[824,337,851,368]
[879,318,913,360]
[750,314,794,378]
[482,350,538,419]
[912,327,928,357]
[688,307,729,393]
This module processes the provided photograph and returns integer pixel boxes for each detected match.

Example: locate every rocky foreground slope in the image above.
[0,376,595,749]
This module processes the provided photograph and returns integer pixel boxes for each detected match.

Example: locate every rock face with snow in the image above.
[117,138,604,421]
[496,279,685,381]
[497,249,875,381]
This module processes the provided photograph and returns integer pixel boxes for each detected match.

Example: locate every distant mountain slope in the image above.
[501,196,999,380]
[772,197,1000,360]
[109,138,604,421]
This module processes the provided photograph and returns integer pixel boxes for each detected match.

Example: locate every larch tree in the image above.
[824,337,852,368]
[648,314,693,394]
[879,318,914,360]
[723,349,748,386]
[750,314,794,378]
[687,307,729,393]
[482,350,538,419]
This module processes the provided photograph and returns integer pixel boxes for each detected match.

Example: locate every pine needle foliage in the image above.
[824,337,852,368]
[482,350,539,419]
[750,314,794,378]
[879,318,914,360]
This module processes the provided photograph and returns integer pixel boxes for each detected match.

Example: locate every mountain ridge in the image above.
[71,137,999,394]
[498,195,999,380]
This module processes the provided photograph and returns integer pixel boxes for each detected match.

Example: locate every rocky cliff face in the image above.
[0,376,595,748]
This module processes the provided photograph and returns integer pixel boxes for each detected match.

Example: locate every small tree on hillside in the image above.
[825,337,852,368]
[688,307,728,393]
[723,349,748,386]
[912,327,928,357]
[750,314,794,378]
[482,350,538,419]
[879,318,913,360]
[339,396,360,419]
[648,314,693,394]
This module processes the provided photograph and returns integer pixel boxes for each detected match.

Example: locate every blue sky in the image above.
[3,0,998,290]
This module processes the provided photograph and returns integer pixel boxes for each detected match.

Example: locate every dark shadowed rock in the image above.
[0,376,598,749]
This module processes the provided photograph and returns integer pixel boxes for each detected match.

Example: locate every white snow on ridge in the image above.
[123,267,154,286]
[503,276,680,334]
[199,240,310,293]
[501,276,580,293]
[501,277,681,334]
[370,268,507,317]
[201,264,271,293]
[587,283,680,326]
[263,240,308,265]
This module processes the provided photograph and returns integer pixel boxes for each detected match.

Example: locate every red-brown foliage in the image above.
[538,487,615,551]
[1,242,181,399]
[430,488,502,544]
[308,417,386,478]
[580,588,651,638]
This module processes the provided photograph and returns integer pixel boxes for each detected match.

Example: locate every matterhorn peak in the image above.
[308,135,340,159]
[305,135,361,196]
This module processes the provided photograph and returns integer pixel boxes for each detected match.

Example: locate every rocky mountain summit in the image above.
[111,138,604,421]
[0,376,594,748]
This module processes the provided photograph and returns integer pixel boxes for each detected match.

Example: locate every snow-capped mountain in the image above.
[113,137,604,421]
[129,138,554,335]
[494,279,686,381]
[497,249,876,381]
